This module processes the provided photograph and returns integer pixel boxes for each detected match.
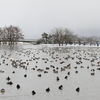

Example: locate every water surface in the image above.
[0,43,100,100]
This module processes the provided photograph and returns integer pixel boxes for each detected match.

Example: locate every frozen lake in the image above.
[0,43,100,100]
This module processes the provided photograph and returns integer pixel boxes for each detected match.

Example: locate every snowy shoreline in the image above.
[38,44,100,48]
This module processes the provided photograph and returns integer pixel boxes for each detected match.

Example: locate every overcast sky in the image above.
[0,0,100,39]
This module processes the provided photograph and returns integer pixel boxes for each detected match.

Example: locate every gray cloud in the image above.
[0,0,100,39]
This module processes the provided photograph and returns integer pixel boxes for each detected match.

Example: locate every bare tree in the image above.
[3,25,24,44]
[47,34,53,44]
[77,37,82,45]
[50,28,64,46]
[40,27,100,46]
[42,32,49,44]
[0,28,4,43]
[13,26,24,41]
[72,35,78,45]
[64,28,74,45]
[36,38,45,44]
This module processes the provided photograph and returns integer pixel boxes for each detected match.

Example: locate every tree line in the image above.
[37,27,99,46]
[0,25,24,45]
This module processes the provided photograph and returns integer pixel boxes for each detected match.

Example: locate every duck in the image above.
[38,74,42,77]
[65,76,68,79]
[1,88,5,93]
[91,69,95,71]
[46,87,50,92]
[7,81,13,85]
[0,70,4,73]
[35,66,37,68]
[91,73,95,75]
[87,66,89,69]
[6,76,10,81]
[80,66,84,68]
[74,66,77,69]
[58,85,63,90]
[44,71,48,73]
[75,71,78,73]
[24,74,27,77]
[56,67,58,70]
[31,68,35,70]
[53,69,58,73]
[16,84,20,89]
[56,77,60,81]
[61,67,65,71]
[46,67,49,70]
[67,72,70,75]
[76,87,80,92]
[12,71,15,73]
[32,90,36,95]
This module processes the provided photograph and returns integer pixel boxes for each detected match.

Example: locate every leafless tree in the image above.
[2,25,24,45]
[42,32,49,44]
[77,37,82,45]
[72,35,78,45]
[64,28,74,45]
[0,28,4,43]
[50,28,64,46]
[36,38,45,44]
[40,27,100,46]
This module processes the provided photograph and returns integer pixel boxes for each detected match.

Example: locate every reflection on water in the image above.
[0,43,100,100]
[0,44,23,51]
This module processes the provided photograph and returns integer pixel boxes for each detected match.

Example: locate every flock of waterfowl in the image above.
[0,45,100,98]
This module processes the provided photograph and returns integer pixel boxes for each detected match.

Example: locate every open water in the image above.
[0,43,100,100]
